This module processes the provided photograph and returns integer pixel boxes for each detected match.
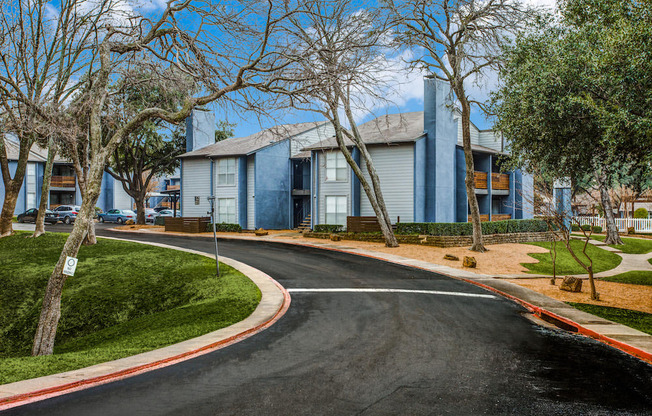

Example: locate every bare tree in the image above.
[275,0,400,247]
[32,135,58,237]
[31,0,300,356]
[0,0,104,237]
[387,0,539,252]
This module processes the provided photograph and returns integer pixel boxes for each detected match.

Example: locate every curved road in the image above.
[5,229,652,415]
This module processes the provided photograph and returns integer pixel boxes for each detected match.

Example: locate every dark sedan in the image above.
[16,208,58,224]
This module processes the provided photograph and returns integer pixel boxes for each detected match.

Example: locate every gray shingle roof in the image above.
[2,135,70,163]
[180,121,328,159]
[304,112,426,151]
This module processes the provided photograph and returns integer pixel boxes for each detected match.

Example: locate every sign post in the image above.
[207,196,220,277]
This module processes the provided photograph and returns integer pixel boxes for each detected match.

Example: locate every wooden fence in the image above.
[347,216,382,233]
[474,172,488,189]
[164,217,210,233]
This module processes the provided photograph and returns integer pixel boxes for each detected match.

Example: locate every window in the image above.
[218,198,236,223]
[325,196,347,225]
[26,163,36,208]
[325,152,347,181]
[217,158,236,186]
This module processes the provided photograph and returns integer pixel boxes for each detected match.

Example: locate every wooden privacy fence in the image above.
[574,216,652,233]
[165,217,210,233]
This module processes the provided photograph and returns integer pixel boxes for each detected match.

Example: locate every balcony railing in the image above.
[51,176,75,188]
[166,184,180,190]
[491,173,510,190]
[474,172,488,189]
[468,214,512,222]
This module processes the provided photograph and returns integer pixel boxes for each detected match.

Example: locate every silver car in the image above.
[52,205,81,224]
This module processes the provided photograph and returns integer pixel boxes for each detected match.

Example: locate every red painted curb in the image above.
[0,276,291,411]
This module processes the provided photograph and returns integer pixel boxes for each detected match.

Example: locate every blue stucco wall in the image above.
[97,171,114,212]
[238,156,247,229]
[424,78,457,222]
[521,172,534,219]
[413,137,426,222]
[311,152,317,228]
[351,148,361,217]
[554,185,572,230]
[255,140,291,229]
[514,170,523,219]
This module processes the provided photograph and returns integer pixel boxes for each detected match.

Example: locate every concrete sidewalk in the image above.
[0,240,290,410]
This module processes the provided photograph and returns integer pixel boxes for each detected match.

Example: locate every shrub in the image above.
[634,208,649,219]
[592,226,603,233]
[154,216,166,226]
[314,224,343,233]
[581,224,591,231]
[571,224,580,232]
[395,219,547,236]
[207,223,242,233]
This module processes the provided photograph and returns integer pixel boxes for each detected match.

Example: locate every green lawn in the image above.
[0,232,261,384]
[600,271,652,286]
[591,235,652,254]
[567,303,652,336]
[522,240,622,275]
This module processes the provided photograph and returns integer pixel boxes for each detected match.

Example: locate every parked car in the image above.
[156,209,181,218]
[145,209,157,223]
[16,208,58,224]
[153,207,169,213]
[52,205,81,224]
[98,209,136,224]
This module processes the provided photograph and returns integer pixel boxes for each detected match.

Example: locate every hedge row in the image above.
[206,223,242,232]
[572,224,602,233]
[314,224,344,233]
[395,219,548,236]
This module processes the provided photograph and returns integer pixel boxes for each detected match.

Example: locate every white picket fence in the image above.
[573,216,652,233]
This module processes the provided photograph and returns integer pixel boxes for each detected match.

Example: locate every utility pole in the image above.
[207,196,220,277]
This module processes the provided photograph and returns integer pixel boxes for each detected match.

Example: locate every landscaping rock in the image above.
[444,254,459,261]
[560,276,582,292]
[330,234,342,241]
[255,228,268,236]
[125,219,135,225]
[462,256,477,268]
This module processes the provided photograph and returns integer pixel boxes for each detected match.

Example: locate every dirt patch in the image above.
[116,225,164,231]
[277,235,549,275]
[506,278,652,314]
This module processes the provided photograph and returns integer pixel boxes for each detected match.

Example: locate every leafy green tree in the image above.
[105,68,193,224]
[491,0,652,245]
[215,121,236,142]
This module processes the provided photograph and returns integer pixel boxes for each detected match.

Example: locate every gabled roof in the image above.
[2,135,69,163]
[304,112,426,151]
[180,121,329,159]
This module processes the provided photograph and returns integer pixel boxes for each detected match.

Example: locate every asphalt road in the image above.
[5,225,652,415]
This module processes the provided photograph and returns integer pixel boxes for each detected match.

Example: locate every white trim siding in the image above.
[181,158,212,217]
[317,151,351,225]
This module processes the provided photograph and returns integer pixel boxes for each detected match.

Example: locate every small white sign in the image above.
[63,256,78,276]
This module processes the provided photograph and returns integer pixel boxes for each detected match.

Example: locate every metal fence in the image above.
[573,216,652,233]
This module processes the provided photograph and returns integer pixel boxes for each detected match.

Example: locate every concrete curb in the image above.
[111,229,652,366]
[0,238,291,411]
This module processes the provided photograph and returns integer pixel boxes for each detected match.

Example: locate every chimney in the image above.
[186,108,215,152]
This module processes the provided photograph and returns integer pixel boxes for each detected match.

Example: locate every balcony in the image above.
[166,184,180,191]
[51,176,75,189]
[474,172,488,189]
[491,173,510,191]
[467,214,512,222]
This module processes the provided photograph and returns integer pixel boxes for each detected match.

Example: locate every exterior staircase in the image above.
[297,214,312,233]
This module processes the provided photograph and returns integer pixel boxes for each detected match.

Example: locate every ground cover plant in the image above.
[521,241,621,275]
[601,271,652,286]
[591,235,652,254]
[0,233,260,384]
[567,303,652,336]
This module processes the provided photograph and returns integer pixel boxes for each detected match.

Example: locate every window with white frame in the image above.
[26,163,36,208]
[218,198,236,223]
[325,196,347,225]
[325,152,347,181]
[217,158,236,186]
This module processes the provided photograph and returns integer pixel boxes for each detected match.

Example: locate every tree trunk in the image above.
[134,194,146,225]
[32,166,104,355]
[598,174,623,245]
[457,92,485,252]
[83,220,97,245]
[33,138,56,238]
[587,265,597,300]
[0,187,20,237]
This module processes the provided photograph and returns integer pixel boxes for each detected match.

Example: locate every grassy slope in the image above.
[0,233,261,384]
[522,240,622,275]
[601,271,652,286]
[592,235,652,254]
[568,303,652,336]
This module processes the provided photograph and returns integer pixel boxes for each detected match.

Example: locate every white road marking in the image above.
[286,288,496,299]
